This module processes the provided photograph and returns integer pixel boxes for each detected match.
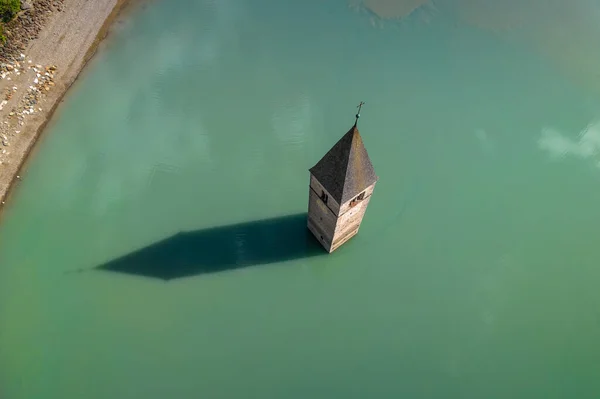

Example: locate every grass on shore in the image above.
[0,0,21,43]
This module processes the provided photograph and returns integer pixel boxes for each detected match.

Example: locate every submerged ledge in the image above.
[0,0,137,219]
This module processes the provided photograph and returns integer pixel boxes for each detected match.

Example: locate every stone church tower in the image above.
[307,103,378,253]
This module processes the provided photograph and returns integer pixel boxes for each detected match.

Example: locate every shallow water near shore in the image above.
[2,0,600,397]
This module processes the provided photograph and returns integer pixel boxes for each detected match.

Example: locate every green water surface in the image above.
[1,0,600,397]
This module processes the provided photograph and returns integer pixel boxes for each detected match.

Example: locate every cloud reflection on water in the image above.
[538,121,600,167]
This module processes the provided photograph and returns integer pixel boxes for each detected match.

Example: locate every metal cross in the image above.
[355,101,365,125]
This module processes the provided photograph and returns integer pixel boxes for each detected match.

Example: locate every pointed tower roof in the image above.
[309,122,378,204]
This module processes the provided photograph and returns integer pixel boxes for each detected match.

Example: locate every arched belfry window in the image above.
[350,191,365,207]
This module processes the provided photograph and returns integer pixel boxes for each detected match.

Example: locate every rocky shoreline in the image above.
[0,59,58,170]
[0,0,65,64]
[0,0,128,213]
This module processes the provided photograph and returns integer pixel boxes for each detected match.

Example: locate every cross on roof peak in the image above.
[355,101,365,126]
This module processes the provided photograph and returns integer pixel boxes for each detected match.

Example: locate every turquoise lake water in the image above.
[2,0,600,397]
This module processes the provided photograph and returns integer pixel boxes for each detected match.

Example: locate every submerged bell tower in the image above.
[307,102,378,253]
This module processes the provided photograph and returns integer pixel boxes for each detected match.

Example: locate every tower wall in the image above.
[307,180,338,252]
[309,174,340,214]
[308,178,377,253]
[337,183,376,216]
[330,183,376,252]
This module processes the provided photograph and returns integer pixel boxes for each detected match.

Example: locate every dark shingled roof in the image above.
[309,123,378,204]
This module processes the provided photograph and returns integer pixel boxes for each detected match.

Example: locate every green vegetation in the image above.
[0,0,20,44]
[0,0,20,23]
